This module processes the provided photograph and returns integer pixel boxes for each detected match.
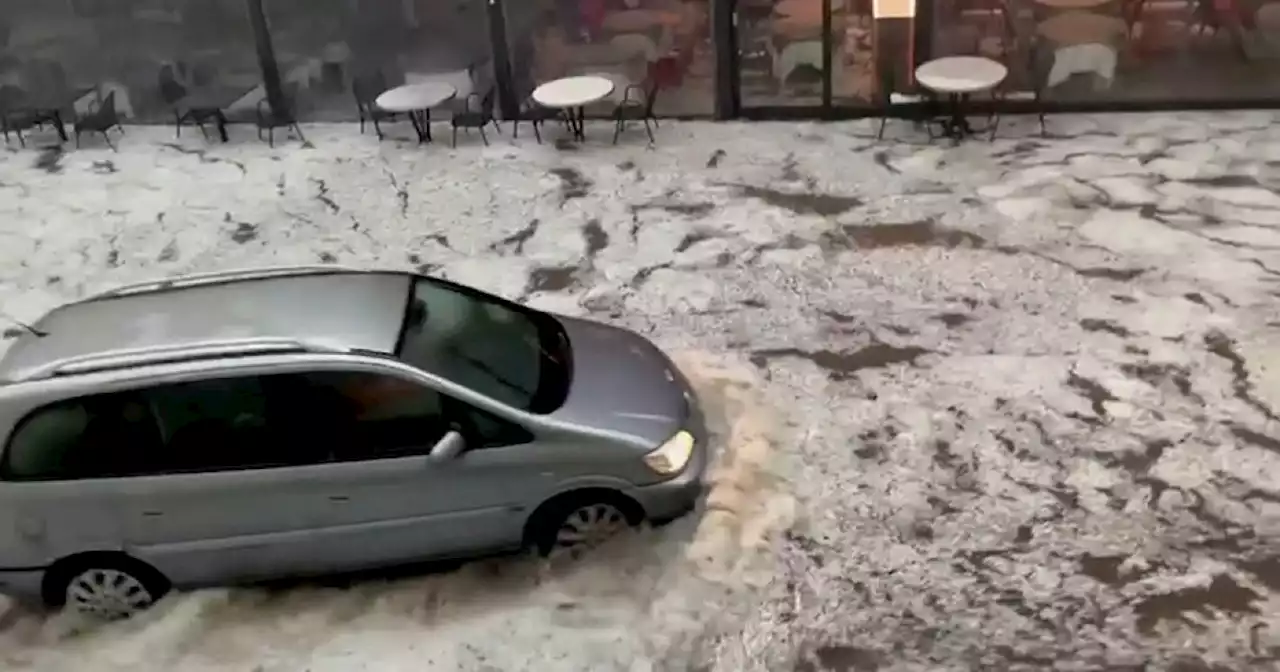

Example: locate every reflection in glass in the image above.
[738,0,825,106]
[262,0,495,122]
[831,0,876,105]
[933,0,1280,103]
[0,0,260,123]
[506,0,715,117]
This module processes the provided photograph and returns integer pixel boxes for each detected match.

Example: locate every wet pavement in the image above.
[0,112,1279,670]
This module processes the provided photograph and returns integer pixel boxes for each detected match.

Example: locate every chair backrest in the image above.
[1028,40,1055,95]
[478,87,495,116]
[95,90,119,124]
[158,66,187,106]
[352,71,386,105]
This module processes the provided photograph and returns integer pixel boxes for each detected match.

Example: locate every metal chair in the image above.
[611,81,659,145]
[450,87,499,147]
[352,71,398,140]
[74,90,124,150]
[256,87,306,147]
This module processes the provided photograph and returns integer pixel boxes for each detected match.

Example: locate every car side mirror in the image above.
[428,430,466,463]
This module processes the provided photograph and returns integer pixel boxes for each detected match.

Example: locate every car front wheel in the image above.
[529,491,644,557]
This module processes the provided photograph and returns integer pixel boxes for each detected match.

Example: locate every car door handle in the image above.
[328,495,350,503]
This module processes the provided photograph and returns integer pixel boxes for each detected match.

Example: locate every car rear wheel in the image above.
[46,555,168,620]
[529,491,644,557]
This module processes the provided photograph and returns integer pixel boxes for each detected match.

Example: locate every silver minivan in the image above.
[0,266,707,619]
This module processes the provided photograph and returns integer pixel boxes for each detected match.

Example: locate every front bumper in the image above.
[631,373,711,523]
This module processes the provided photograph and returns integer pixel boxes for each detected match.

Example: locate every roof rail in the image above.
[16,337,347,382]
[80,265,360,302]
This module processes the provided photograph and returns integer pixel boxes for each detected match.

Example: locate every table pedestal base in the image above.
[561,106,587,141]
[938,93,983,144]
[408,110,433,144]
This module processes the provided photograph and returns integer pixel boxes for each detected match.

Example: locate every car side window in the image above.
[448,398,534,449]
[296,371,451,462]
[1,392,163,481]
[144,375,324,473]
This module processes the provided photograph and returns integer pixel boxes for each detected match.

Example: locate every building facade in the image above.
[1,0,1278,124]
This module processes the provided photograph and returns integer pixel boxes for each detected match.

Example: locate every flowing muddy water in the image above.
[0,351,795,672]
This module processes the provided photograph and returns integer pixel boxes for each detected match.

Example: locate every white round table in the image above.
[375,82,457,144]
[532,76,616,141]
[914,56,1008,142]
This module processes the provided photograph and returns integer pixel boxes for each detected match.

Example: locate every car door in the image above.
[115,373,352,586]
[290,370,552,569]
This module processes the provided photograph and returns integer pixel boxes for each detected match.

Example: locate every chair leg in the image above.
[650,115,659,129]
[451,126,458,148]
[876,116,888,140]
[612,116,623,145]
[268,127,275,147]
[512,119,519,139]
[102,131,116,152]
[359,115,366,134]
[533,120,542,144]
[491,119,502,135]
[479,126,489,146]
[988,113,1001,141]
[292,123,306,143]
[642,118,654,144]
[174,111,182,138]
[1038,111,1047,137]
[373,117,383,140]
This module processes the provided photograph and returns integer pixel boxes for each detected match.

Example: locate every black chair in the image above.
[991,39,1052,140]
[256,88,306,147]
[74,90,124,150]
[611,81,658,145]
[875,58,939,141]
[0,85,42,147]
[159,68,209,140]
[353,72,397,140]
[510,94,563,144]
[450,87,499,147]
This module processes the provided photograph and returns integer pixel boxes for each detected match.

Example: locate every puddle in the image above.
[820,220,986,251]
[795,644,884,672]
[491,219,540,255]
[730,184,862,217]
[934,313,972,328]
[525,266,579,294]
[633,201,715,218]
[750,344,930,380]
[1066,371,1116,418]
[1080,319,1131,337]
[228,222,258,244]
[33,146,62,174]
[1205,332,1278,422]
[1134,575,1260,635]
[581,219,608,260]
[548,168,591,203]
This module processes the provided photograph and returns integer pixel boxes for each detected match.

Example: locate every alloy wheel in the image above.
[65,568,155,620]
[554,502,630,552]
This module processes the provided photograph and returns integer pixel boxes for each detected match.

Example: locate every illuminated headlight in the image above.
[643,430,695,476]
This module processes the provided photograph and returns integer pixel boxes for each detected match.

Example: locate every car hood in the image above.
[548,316,689,447]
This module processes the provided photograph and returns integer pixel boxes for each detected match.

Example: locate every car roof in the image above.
[0,270,412,383]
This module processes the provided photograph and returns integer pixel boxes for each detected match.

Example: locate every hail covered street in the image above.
[0,112,1279,671]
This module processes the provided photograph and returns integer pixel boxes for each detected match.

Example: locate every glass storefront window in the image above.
[932,0,1280,103]
[0,0,260,124]
[505,0,714,117]
[832,0,876,105]
[263,0,495,122]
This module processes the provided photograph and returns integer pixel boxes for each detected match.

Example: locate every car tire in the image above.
[43,554,170,620]
[527,490,645,557]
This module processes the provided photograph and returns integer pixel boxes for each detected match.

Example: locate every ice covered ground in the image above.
[0,112,1278,670]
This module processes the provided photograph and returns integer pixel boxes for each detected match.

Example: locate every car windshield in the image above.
[394,277,570,414]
